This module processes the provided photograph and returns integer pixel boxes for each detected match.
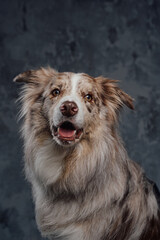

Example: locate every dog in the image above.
[14,67,160,240]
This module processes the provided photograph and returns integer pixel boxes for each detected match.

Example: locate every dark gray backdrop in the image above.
[0,0,160,239]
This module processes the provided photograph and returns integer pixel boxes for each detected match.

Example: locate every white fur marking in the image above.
[34,140,64,185]
[71,74,81,95]
[53,74,84,129]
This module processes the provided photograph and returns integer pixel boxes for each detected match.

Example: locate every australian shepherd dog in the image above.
[14,67,160,240]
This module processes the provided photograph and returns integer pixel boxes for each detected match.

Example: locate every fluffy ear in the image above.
[13,70,37,84]
[116,87,134,110]
[13,67,57,85]
[96,76,134,110]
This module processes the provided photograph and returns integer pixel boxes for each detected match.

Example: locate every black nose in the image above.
[60,101,78,117]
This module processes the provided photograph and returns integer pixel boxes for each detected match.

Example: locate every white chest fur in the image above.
[34,140,65,186]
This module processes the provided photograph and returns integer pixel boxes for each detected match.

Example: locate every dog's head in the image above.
[14,67,134,147]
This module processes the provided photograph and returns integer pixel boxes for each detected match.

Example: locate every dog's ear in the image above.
[13,67,57,85]
[115,86,134,110]
[13,70,37,84]
[96,76,134,110]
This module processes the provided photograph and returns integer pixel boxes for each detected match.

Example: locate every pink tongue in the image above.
[59,128,75,138]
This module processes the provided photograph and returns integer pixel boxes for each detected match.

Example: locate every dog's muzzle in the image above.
[52,101,83,144]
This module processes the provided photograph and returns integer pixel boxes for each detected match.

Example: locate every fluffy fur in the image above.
[14,67,160,240]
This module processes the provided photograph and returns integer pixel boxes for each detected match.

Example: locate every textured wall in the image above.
[0,0,160,239]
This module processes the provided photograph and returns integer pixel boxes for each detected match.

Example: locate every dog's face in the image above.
[14,67,134,147]
[43,72,103,146]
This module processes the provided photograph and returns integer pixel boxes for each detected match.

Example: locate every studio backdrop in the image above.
[0,0,160,239]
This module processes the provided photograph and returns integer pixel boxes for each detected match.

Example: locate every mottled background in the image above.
[0,0,160,239]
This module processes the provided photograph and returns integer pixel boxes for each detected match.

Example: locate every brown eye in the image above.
[51,89,60,97]
[84,94,93,102]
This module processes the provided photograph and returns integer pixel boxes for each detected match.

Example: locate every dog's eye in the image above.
[84,94,93,102]
[51,89,60,97]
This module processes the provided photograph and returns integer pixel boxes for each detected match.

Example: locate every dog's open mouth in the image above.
[53,121,83,142]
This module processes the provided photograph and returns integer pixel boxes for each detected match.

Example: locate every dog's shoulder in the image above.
[138,178,160,240]
[147,178,160,210]
[153,183,160,210]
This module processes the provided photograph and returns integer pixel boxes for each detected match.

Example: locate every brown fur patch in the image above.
[140,211,160,240]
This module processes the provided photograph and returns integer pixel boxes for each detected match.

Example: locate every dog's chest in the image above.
[34,141,65,185]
